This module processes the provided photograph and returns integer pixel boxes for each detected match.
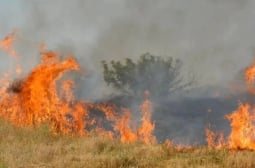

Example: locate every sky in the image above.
[1,0,255,99]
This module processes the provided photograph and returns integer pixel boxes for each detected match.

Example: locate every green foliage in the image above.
[102,53,192,99]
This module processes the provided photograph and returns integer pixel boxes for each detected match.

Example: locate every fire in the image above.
[0,31,16,57]
[0,32,156,144]
[138,90,156,144]
[4,31,255,149]
[113,108,137,143]
[113,91,156,144]
[245,60,255,94]
[205,128,225,149]
[0,31,21,75]
[205,58,255,150]
[223,60,255,150]
[225,103,255,150]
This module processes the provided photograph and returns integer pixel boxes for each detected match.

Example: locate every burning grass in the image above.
[1,31,255,167]
[1,119,255,168]
[0,32,156,144]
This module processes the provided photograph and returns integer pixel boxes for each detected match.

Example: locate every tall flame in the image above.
[113,108,137,143]
[225,103,255,150]
[0,32,156,144]
[138,90,156,144]
[223,61,255,150]
[204,58,255,150]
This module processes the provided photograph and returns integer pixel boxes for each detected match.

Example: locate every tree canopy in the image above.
[102,53,192,100]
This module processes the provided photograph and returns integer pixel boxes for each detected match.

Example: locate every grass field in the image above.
[0,119,255,168]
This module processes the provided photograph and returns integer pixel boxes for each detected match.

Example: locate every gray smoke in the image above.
[1,0,255,144]
[3,0,253,97]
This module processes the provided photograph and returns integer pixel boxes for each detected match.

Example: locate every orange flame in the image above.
[138,90,156,144]
[203,58,255,150]
[225,103,255,150]
[205,128,225,149]
[0,31,17,57]
[0,32,156,144]
[113,108,137,143]
[224,59,255,150]
[245,61,255,94]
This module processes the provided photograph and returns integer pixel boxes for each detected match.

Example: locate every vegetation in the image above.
[102,53,193,100]
[1,119,255,168]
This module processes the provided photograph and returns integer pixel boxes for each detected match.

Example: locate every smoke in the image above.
[1,0,255,143]
[91,0,255,87]
[1,0,252,97]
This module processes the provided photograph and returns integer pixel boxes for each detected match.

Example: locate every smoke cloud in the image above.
[3,0,253,95]
[1,0,255,143]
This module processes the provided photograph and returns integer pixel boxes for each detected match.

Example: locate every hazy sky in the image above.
[1,0,255,98]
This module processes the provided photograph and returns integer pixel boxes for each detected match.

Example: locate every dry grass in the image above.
[0,119,255,168]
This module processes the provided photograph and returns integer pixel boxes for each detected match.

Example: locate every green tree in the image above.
[102,53,193,100]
